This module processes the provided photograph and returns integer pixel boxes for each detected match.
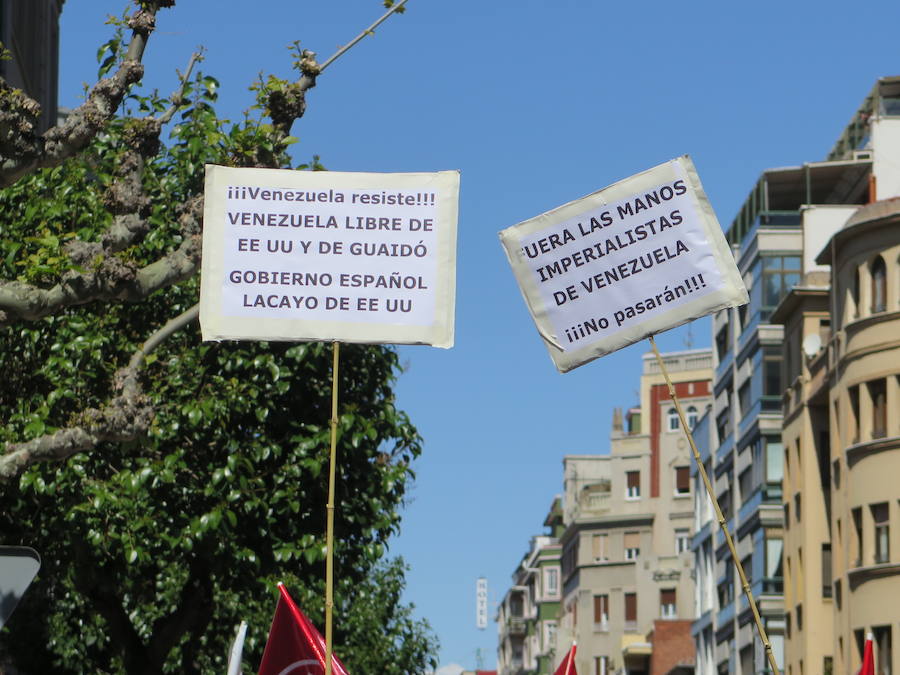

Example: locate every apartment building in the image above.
[556,349,712,675]
[497,499,565,675]
[692,76,900,675]
[773,193,900,674]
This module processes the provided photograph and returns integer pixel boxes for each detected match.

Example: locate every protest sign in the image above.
[200,166,459,347]
[499,156,747,372]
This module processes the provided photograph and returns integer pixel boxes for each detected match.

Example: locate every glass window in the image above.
[592,533,608,562]
[624,531,640,560]
[767,439,784,483]
[675,528,690,554]
[766,538,784,590]
[593,594,609,628]
[626,471,640,499]
[660,588,677,619]
[874,625,892,675]
[624,592,637,624]
[675,466,690,495]
[873,502,890,564]
[668,408,679,431]
[686,406,699,429]
[870,379,887,438]
[545,567,559,596]
[871,256,887,313]
[758,255,803,312]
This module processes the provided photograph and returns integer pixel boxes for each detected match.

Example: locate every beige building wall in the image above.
[774,285,833,675]
[823,200,900,675]
[777,197,900,675]
[559,349,712,675]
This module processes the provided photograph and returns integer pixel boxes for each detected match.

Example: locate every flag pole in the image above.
[565,641,576,675]
[648,335,780,675]
[325,340,340,675]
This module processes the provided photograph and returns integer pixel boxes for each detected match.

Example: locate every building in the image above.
[773,193,900,675]
[556,349,712,675]
[693,76,900,675]
[497,499,565,675]
[0,0,66,134]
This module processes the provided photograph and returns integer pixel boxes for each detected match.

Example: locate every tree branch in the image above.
[0,195,202,325]
[0,303,200,481]
[265,0,411,138]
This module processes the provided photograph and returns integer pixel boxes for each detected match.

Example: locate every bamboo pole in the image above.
[648,335,780,675]
[325,341,340,675]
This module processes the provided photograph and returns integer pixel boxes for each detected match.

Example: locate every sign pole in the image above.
[325,340,340,675]
[648,335,780,675]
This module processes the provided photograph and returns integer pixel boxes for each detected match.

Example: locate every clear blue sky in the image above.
[59,1,900,671]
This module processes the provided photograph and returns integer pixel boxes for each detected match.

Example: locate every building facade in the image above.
[774,195,900,675]
[557,349,712,675]
[497,499,564,675]
[693,76,900,675]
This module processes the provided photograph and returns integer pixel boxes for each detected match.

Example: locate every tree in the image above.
[0,1,436,672]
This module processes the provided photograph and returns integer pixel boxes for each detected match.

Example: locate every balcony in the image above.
[507,617,527,636]
[716,432,735,464]
[737,210,802,255]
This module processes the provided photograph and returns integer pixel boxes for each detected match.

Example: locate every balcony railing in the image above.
[507,617,526,636]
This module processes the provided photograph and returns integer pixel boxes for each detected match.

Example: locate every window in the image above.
[594,655,611,675]
[871,256,887,313]
[716,407,730,443]
[592,533,609,562]
[626,471,640,499]
[852,507,863,567]
[741,554,753,585]
[873,502,890,564]
[660,588,677,619]
[762,255,802,309]
[766,538,784,593]
[544,567,559,597]
[852,267,861,319]
[849,385,861,444]
[675,466,690,495]
[822,544,832,598]
[874,625,892,675]
[740,646,754,675]
[764,350,783,398]
[544,620,557,651]
[624,592,637,629]
[675,528,690,554]
[593,594,609,630]
[870,379,887,439]
[562,539,578,579]
[667,407,680,431]
[624,531,640,560]
[687,405,699,429]
[739,380,751,416]
[739,467,755,503]
[795,493,802,522]
[796,603,803,632]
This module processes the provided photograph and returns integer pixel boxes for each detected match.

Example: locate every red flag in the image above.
[553,643,577,675]
[258,583,350,675]
[857,633,874,675]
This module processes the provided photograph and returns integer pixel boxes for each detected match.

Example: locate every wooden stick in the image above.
[325,341,340,675]
[648,335,780,675]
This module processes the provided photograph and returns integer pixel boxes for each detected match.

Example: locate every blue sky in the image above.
[59,1,900,671]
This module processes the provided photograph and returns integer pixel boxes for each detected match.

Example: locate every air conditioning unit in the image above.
[852,149,873,161]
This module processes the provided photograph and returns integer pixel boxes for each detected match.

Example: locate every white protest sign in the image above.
[499,156,747,372]
[200,166,459,347]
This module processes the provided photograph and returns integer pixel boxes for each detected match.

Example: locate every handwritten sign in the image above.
[499,156,747,372]
[200,166,459,347]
